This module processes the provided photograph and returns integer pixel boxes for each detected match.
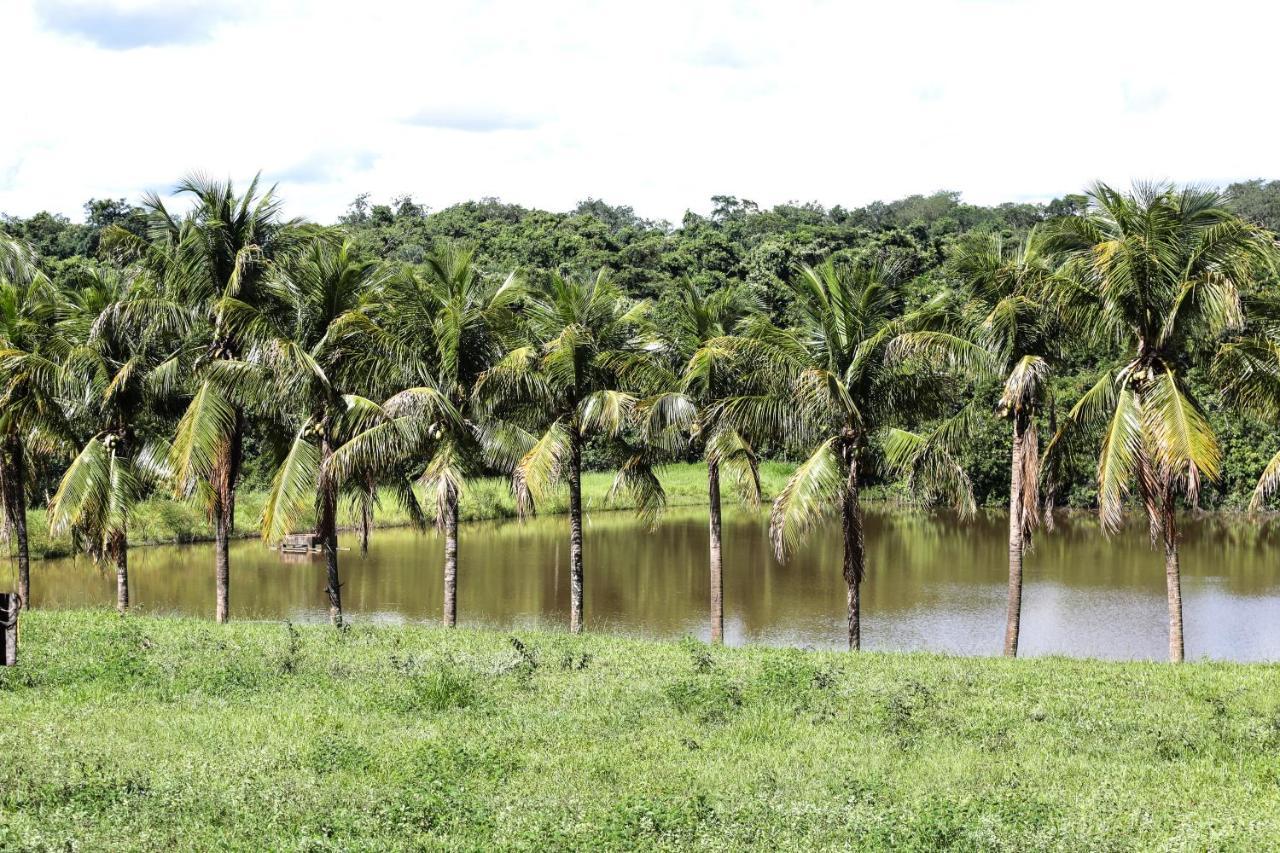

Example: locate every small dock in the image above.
[280,533,322,554]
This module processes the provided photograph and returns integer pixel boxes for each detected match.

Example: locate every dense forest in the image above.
[6,179,1280,510]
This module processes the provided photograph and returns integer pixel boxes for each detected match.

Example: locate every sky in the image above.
[3,0,1278,225]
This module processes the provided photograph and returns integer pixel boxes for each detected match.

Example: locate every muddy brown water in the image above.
[6,506,1280,660]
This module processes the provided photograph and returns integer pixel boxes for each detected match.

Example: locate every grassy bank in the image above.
[11,462,800,560]
[1,612,1278,850]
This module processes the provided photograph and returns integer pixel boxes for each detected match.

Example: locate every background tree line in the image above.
[6,180,1280,510]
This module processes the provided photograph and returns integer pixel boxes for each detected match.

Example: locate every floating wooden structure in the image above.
[1,592,18,666]
[280,533,322,554]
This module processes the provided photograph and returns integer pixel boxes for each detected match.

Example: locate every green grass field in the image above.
[12,462,804,560]
[1,612,1278,850]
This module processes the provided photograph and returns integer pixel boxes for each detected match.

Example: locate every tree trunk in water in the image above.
[114,533,129,614]
[841,448,865,651]
[1004,417,1026,657]
[708,459,724,644]
[568,432,584,634]
[320,437,342,627]
[214,504,230,623]
[1163,507,1184,662]
[442,486,459,628]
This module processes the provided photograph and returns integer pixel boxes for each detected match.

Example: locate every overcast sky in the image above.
[3,0,1277,224]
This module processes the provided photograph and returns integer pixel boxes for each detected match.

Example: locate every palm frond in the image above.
[259,426,321,543]
[418,440,466,529]
[769,438,844,562]
[1095,384,1144,534]
[513,421,571,517]
[881,427,976,517]
[167,382,238,497]
[578,389,635,438]
[608,452,666,528]
[1249,448,1280,511]
[1142,366,1220,503]
[707,427,761,508]
[999,355,1050,416]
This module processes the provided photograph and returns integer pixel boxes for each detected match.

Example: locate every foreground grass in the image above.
[1,613,1278,850]
[15,462,799,560]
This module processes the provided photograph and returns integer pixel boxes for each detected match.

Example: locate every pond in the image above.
[6,506,1280,660]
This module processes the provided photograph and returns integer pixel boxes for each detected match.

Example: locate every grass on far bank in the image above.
[10,461,801,561]
[1,611,1278,850]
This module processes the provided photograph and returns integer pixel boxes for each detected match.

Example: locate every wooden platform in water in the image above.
[280,533,321,554]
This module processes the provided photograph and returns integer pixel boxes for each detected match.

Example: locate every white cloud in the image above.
[2,0,1278,224]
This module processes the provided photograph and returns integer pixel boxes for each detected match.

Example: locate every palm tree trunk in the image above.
[568,431,584,634]
[443,485,459,628]
[114,532,129,614]
[320,436,342,627]
[841,447,865,651]
[708,459,724,644]
[1004,417,1027,657]
[14,493,29,610]
[12,444,30,610]
[214,504,230,623]
[214,411,242,624]
[1163,505,1184,662]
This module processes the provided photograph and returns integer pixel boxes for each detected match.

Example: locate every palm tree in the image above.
[479,269,661,634]
[1045,182,1277,662]
[47,266,180,612]
[329,244,523,627]
[117,174,297,624]
[0,234,67,608]
[639,281,764,644]
[245,236,403,626]
[718,259,980,650]
[947,229,1060,656]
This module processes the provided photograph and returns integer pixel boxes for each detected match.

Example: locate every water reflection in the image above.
[5,506,1280,660]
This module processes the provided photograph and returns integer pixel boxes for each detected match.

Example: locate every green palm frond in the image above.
[475,345,542,410]
[48,438,113,539]
[418,440,466,529]
[136,438,175,483]
[168,382,238,497]
[1248,448,1280,511]
[327,416,425,484]
[769,438,845,562]
[794,367,857,426]
[474,420,537,473]
[106,450,142,535]
[1142,366,1220,502]
[881,427,976,517]
[886,330,998,379]
[636,391,697,454]
[1095,384,1144,534]
[259,426,321,543]
[711,394,809,446]
[1214,339,1280,415]
[707,427,761,508]
[513,421,571,517]
[578,389,635,438]
[1045,368,1118,463]
[337,394,389,436]
[608,452,666,528]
